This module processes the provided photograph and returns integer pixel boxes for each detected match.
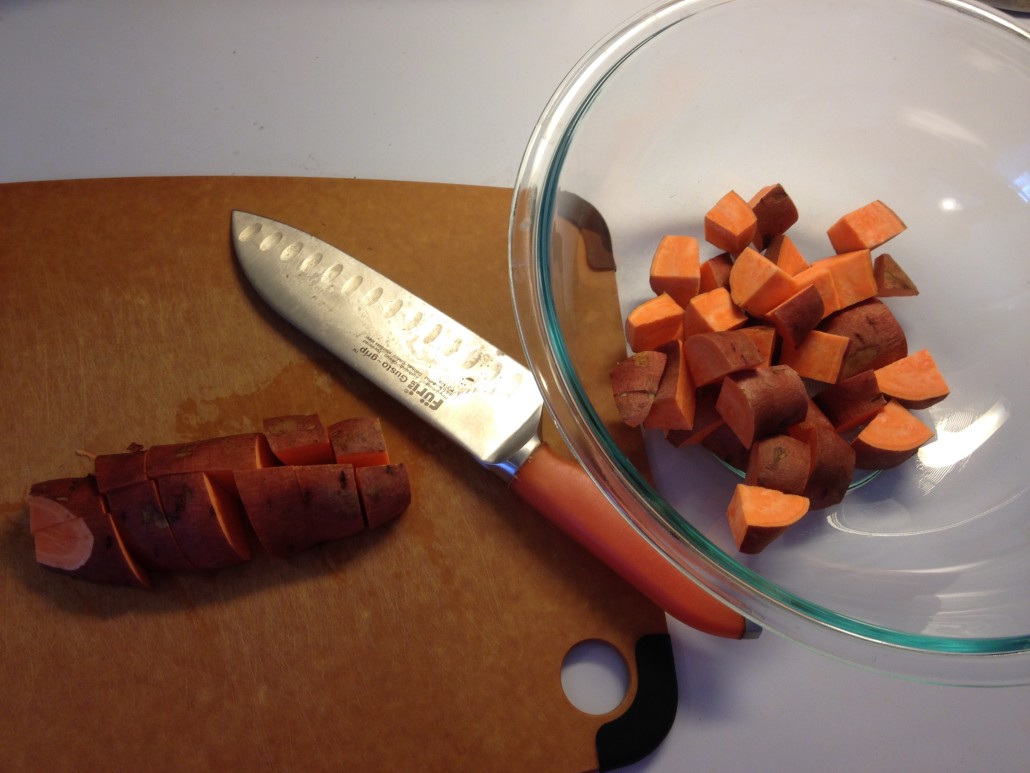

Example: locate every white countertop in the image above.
[2,2,1027,771]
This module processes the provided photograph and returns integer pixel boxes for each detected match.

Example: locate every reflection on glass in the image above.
[919,398,1010,469]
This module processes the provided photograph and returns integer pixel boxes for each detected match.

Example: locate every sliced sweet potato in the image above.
[624,292,684,352]
[293,464,366,543]
[28,477,150,587]
[852,400,935,469]
[146,432,277,496]
[715,365,808,448]
[649,235,701,306]
[643,341,697,431]
[874,348,949,409]
[610,350,668,428]
[105,479,195,572]
[792,264,842,319]
[813,370,886,432]
[665,386,723,447]
[682,287,749,338]
[873,253,919,297]
[726,484,809,554]
[728,246,801,317]
[818,298,908,381]
[94,447,148,494]
[705,190,757,255]
[263,414,334,466]
[157,472,251,569]
[739,325,777,367]
[233,466,311,558]
[701,423,750,472]
[827,199,906,252]
[744,434,811,496]
[793,424,856,510]
[329,417,391,468]
[684,329,764,387]
[747,183,799,250]
[817,249,877,309]
[699,252,734,293]
[763,233,809,276]
[779,329,850,384]
[761,284,824,349]
[356,464,411,529]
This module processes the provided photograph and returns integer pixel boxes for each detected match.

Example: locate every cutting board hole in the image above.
[561,639,629,715]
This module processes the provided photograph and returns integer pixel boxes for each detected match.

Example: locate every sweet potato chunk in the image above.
[105,479,195,572]
[818,299,908,381]
[94,447,148,494]
[263,414,334,466]
[715,365,808,448]
[684,330,764,387]
[705,190,757,255]
[157,472,251,569]
[874,349,949,409]
[643,341,697,431]
[852,400,935,469]
[873,253,919,297]
[813,370,886,432]
[624,292,684,352]
[793,425,856,510]
[329,417,391,468]
[698,253,734,293]
[728,247,801,318]
[762,284,824,349]
[748,183,799,250]
[356,464,412,529]
[147,432,277,496]
[293,464,366,542]
[610,350,668,428]
[763,233,809,276]
[682,287,749,337]
[649,235,701,306]
[827,199,906,252]
[726,484,809,554]
[745,434,811,496]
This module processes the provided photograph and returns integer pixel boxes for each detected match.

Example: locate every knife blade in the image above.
[232,210,755,640]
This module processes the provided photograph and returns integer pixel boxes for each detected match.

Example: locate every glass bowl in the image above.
[510,0,1030,685]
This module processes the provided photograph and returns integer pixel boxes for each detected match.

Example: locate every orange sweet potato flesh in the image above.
[643,341,696,431]
[818,298,908,381]
[105,479,196,572]
[874,348,949,409]
[157,472,251,569]
[792,264,842,319]
[828,199,906,252]
[739,325,777,366]
[664,386,723,447]
[263,414,334,466]
[779,329,850,384]
[715,365,808,448]
[610,350,668,428]
[763,234,809,276]
[649,235,701,306]
[329,417,391,468]
[748,183,799,251]
[818,249,878,309]
[625,292,684,352]
[699,253,734,293]
[356,464,412,529]
[813,370,886,432]
[874,253,919,297]
[726,483,809,554]
[852,399,935,469]
[684,329,764,387]
[705,190,757,255]
[728,246,801,317]
[683,287,749,337]
[28,477,150,588]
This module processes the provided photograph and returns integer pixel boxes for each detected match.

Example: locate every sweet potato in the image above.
[827,199,906,252]
[682,287,749,338]
[744,434,811,496]
[356,464,412,529]
[157,472,251,569]
[813,370,886,432]
[94,447,148,494]
[146,433,277,496]
[233,466,311,558]
[28,477,150,588]
[818,298,908,381]
[817,249,877,309]
[701,423,750,472]
[761,284,824,349]
[728,246,801,317]
[792,264,842,319]
[874,348,949,409]
[715,365,808,448]
[328,417,391,468]
[624,292,684,352]
[643,341,697,431]
[105,479,196,572]
[293,464,366,542]
[263,414,334,466]
[793,424,855,510]
[665,386,723,447]
[748,183,799,250]
[726,484,809,554]
[705,190,757,255]
[779,329,850,384]
[852,399,935,469]
[739,325,777,366]
[873,253,919,297]
[699,253,734,293]
[684,330,764,387]
[763,233,809,276]
[649,235,701,306]
[610,350,668,428]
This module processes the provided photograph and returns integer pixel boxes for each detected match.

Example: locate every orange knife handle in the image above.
[509,442,752,639]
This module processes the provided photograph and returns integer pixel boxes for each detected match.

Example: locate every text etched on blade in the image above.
[355,335,451,411]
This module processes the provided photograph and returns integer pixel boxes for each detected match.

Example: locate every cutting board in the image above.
[0,177,674,772]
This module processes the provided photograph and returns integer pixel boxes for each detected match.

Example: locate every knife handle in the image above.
[509,442,753,639]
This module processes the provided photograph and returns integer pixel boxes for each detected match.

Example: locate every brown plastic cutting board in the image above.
[0,177,672,772]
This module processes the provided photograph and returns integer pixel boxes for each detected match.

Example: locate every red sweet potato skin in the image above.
[233,466,312,558]
[105,479,195,572]
[157,472,251,569]
[356,464,411,529]
[294,464,365,543]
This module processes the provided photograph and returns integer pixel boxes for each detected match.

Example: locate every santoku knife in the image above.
[232,211,755,640]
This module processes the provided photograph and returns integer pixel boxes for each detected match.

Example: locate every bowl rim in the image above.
[508,0,1030,686]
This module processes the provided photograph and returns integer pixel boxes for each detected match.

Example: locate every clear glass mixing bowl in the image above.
[510,0,1030,685]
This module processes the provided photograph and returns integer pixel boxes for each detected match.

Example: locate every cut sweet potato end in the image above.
[874,253,919,297]
[874,349,949,409]
[827,199,906,252]
[33,516,94,570]
[817,249,877,309]
[356,464,412,529]
[684,329,764,387]
[763,234,809,276]
[329,417,391,468]
[643,341,697,431]
[852,400,935,469]
[726,484,809,554]
[624,292,684,352]
[683,287,748,338]
[747,183,799,250]
[779,330,849,384]
[699,253,733,293]
[263,414,334,466]
[610,350,668,428]
[649,235,701,306]
[728,247,800,318]
[704,190,757,255]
